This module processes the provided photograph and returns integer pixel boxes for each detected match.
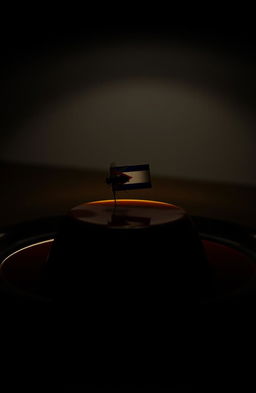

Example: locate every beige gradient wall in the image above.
[1,41,255,185]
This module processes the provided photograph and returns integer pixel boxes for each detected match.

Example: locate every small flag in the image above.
[106,164,151,191]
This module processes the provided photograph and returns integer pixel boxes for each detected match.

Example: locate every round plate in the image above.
[0,215,256,304]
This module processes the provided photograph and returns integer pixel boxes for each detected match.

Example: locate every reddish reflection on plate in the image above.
[0,238,255,297]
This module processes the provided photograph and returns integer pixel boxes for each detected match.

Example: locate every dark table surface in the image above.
[1,161,256,231]
[1,161,256,391]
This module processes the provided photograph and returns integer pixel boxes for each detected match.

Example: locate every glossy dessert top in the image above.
[70,199,186,228]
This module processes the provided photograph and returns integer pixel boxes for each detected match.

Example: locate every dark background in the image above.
[1,13,256,230]
[0,13,256,391]
[1,15,256,180]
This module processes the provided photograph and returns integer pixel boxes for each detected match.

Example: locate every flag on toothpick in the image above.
[106,164,151,191]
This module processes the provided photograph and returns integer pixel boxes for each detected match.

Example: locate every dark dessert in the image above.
[43,199,211,311]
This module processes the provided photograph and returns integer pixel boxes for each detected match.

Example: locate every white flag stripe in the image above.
[122,170,150,184]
